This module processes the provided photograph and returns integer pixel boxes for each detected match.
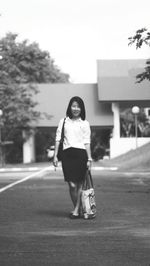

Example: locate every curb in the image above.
[0,166,118,173]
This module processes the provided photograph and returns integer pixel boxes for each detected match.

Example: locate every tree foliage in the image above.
[0,83,39,130]
[0,33,70,130]
[128,28,150,82]
[0,33,70,163]
[0,33,70,84]
[120,108,150,137]
[120,29,150,140]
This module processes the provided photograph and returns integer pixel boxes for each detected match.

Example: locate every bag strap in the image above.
[60,118,66,142]
[83,169,94,190]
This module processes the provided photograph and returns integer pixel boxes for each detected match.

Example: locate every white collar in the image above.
[67,117,82,122]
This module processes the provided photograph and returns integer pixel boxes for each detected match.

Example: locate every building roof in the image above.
[34,59,150,127]
[35,83,113,127]
[97,59,150,102]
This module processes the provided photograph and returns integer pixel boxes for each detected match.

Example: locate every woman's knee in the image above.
[68,182,76,189]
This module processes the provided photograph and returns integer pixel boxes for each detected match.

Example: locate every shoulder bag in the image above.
[57,118,66,161]
[81,169,97,219]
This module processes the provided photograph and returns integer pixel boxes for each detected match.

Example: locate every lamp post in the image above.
[0,109,3,166]
[132,106,140,149]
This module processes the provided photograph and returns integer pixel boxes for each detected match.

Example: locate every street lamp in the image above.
[0,109,3,166]
[132,106,140,149]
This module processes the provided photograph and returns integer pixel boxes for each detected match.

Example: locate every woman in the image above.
[53,96,92,219]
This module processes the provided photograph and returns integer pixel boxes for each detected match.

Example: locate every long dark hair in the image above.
[66,96,86,120]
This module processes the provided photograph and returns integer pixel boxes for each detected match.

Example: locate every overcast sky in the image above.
[0,0,150,82]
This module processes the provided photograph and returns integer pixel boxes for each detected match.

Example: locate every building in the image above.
[23,59,150,163]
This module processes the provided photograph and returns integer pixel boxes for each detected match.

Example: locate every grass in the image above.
[99,141,150,171]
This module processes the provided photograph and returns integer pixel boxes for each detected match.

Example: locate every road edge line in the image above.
[0,166,51,194]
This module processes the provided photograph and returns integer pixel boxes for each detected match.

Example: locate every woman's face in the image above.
[71,101,81,118]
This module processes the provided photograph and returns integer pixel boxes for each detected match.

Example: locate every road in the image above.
[0,167,150,266]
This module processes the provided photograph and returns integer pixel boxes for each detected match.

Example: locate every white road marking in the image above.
[0,165,118,172]
[0,166,51,194]
[93,166,118,171]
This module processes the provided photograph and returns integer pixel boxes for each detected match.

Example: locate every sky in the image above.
[0,0,150,83]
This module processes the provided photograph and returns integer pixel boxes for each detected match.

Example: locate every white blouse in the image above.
[55,117,91,150]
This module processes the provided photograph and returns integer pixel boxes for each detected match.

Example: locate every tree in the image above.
[120,108,149,137]
[128,28,150,82]
[122,29,150,141]
[0,33,70,84]
[0,33,70,163]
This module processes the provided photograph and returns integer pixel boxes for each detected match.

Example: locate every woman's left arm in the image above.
[83,121,92,169]
[85,143,92,169]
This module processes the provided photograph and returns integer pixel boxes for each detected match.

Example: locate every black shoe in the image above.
[69,213,80,219]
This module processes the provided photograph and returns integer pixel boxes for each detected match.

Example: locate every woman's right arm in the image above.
[53,118,64,167]
[53,141,60,167]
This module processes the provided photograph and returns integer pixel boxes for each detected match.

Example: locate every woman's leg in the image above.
[72,181,82,215]
[68,182,77,207]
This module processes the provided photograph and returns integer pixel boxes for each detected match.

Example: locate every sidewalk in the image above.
[0,162,50,173]
[0,161,118,173]
[1,161,150,174]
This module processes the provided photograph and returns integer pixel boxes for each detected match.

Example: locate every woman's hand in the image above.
[87,159,92,170]
[53,155,58,168]
[53,141,60,168]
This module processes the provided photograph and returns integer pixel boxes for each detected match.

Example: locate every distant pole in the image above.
[134,114,138,148]
[132,106,140,149]
[0,109,3,166]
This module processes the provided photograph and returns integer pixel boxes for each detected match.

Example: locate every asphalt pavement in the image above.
[0,165,150,266]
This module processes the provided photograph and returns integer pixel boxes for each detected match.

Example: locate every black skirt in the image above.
[61,148,88,183]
